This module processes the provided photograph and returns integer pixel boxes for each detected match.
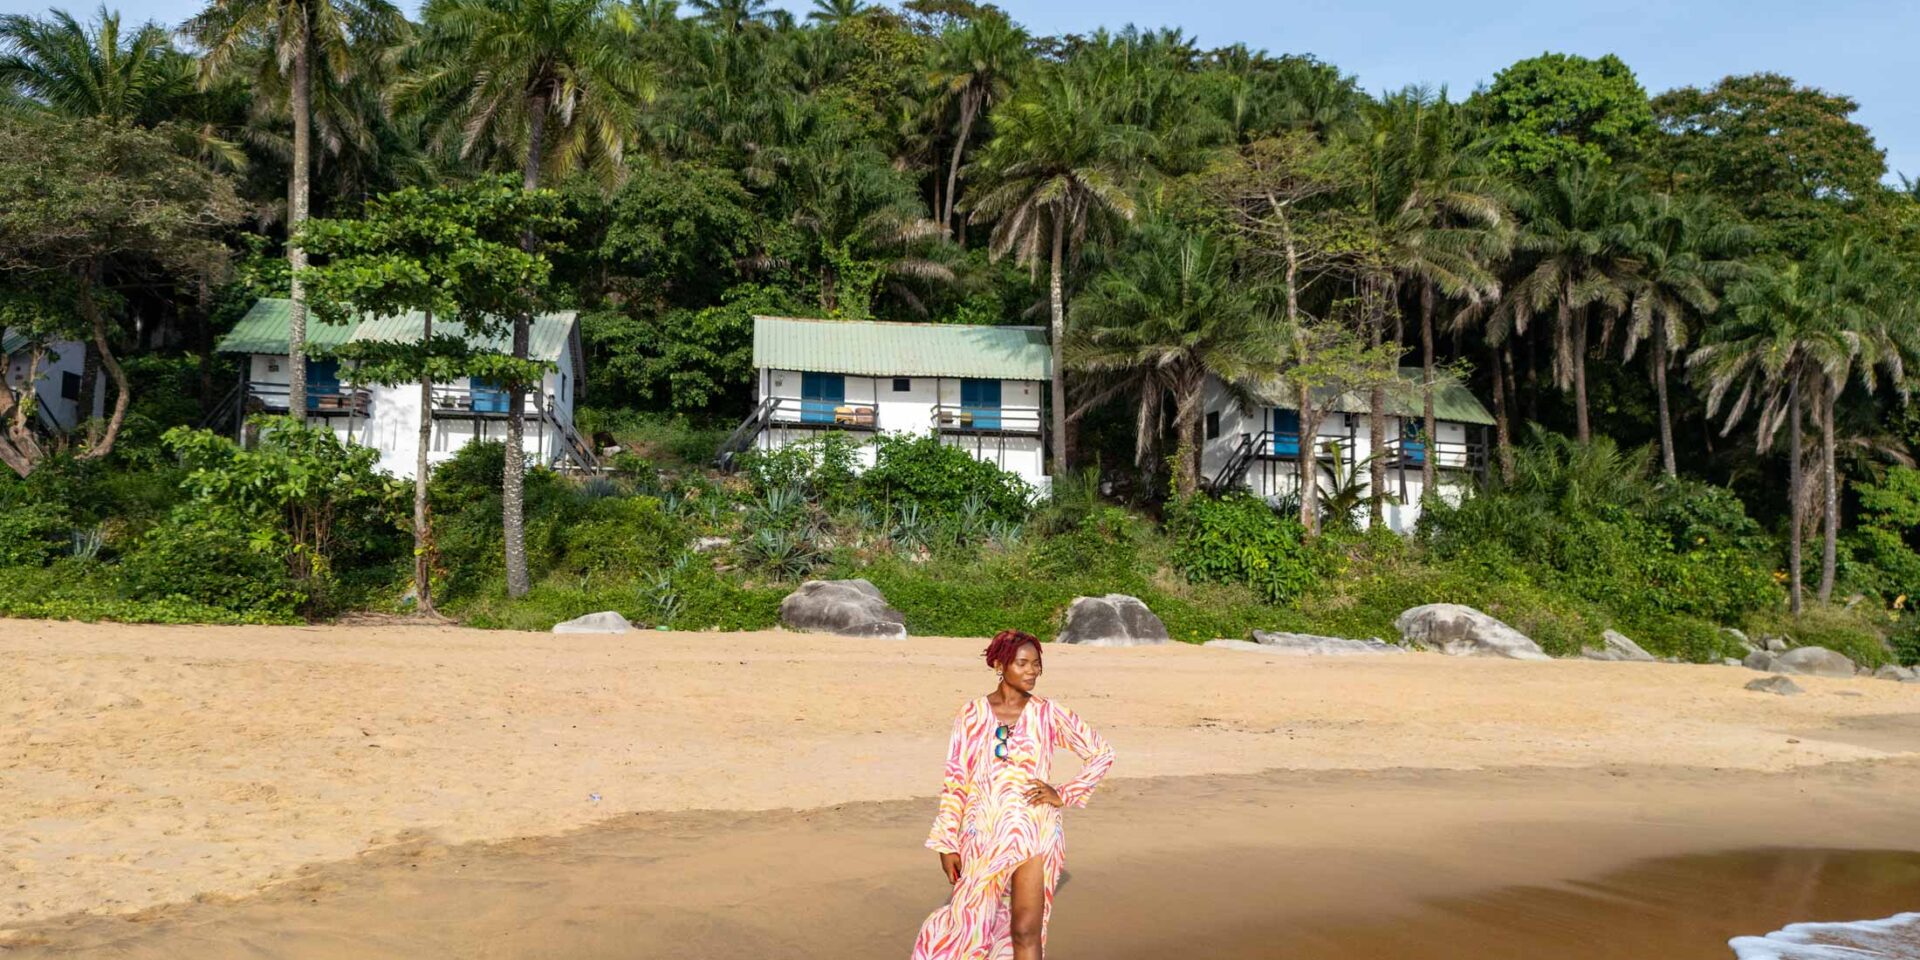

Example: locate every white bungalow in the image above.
[1199,368,1495,532]
[213,298,595,479]
[2,331,95,432]
[719,316,1051,489]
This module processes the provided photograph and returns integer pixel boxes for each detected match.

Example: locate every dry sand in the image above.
[3,617,1919,954]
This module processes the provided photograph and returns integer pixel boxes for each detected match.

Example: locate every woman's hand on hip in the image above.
[940,852,962,885]
[1023,779,1063,808]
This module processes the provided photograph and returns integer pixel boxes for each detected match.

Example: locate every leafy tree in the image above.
[0,115,242,477]
[299,180,563,614]
[1652,74,1886,253]
[1499,161,1640,443]
[1067,220,1283,497]
[926,9,1027,231]
[400,0,654,599]
[1469,52,1652,177]
[187,0,405,422]
[970,67,1140,471]
[1618,190,1746,476]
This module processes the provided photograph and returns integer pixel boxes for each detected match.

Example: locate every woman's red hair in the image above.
[984,629,1041,668]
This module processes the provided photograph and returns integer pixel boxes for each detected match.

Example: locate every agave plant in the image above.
[888,501,934,555]
[69,525,105,562]
[744,527,825,580]
[1319,441,1377,530]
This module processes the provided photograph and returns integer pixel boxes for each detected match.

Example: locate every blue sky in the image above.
[8,0,1914,181]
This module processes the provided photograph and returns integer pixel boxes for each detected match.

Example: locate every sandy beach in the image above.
[3,617,1919,956]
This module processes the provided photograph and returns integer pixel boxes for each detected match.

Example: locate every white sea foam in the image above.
[1729,913,1920,959]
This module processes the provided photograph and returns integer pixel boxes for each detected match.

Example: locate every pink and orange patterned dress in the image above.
[911,695,1116,959]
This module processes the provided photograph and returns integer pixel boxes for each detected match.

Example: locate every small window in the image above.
[60,372,82,401]
[1205,410,1220,441]
[892,378,911,392]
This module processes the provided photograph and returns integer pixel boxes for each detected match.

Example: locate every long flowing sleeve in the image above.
[925,704,975,854]
[1051,702,1115,809]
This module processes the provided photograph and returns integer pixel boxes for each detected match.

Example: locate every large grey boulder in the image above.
[1745,675,1802,696]
[1393,604,1550,661]
[1743,650,1780,672]
[1873,664,1917,682]
[1251,631,1404,656]
[778,579,908,639]
[1763,635,1791,654]
[1058,595,1170,647]
[1772,646,1857,679]
[1582,629,1656,662]
[552,610,633,634]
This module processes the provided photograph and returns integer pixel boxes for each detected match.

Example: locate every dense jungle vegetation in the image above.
[2,0,1918,664]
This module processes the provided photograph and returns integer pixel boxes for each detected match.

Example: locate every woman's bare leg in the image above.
[1008,856,1046,960]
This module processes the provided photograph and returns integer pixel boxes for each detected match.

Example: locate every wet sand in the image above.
[8,761,1920,958]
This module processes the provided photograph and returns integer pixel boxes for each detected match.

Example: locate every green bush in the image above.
[553,494,686,581]
[860,434,1032,523]
[120,504,303,616]
[0,559,296,625]
[0,499,68,567]
[1167,493,1326,604]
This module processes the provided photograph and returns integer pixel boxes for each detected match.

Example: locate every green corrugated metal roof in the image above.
[1,329,28,357]
[753,316,1051,380]
[215,298,576,363]
[1252,367,1494,425]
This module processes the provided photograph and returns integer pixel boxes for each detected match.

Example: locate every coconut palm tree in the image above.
[1501,160,1639,443]
[926,10,1027,233]
[187,0,402,423]
[968,69,1141,472]
[0,7,193,124]
[1692,240,1901,611]
[806,0,870,25]
[398,0,649,598]
[1346,88,1506,517]
[1066,220,1284,496]
[1618,191,1747,477]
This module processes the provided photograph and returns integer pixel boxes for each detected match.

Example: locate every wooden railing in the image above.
[929,403,1042,436]
[246,381,371,416]
[765,396,881,429]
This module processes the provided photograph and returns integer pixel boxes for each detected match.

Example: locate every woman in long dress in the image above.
[912,629,1116,960]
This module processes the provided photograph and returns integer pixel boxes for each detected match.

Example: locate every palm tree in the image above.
[1692,241,1900,611]
[0,7,193,124]
[399,0,648,598]
[968,70,1141,472]
[1501,161,1639,443]
[1066,221,1284,496]
[187,0,402,423]
[806,0,870,25]
[1618,191,1746,477]
[926,11,1028,233]
[1347,88,1506,518]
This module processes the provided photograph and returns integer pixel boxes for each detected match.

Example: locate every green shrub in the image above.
[553,494,686,581]
[0,560,296,625]
[860,434,1031,524]
[0,500,68,567]
[120,504,303,616]
[1167,493,1326,604]
[737,432,860,506]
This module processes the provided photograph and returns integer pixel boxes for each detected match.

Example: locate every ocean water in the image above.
[1730,913,1920,959]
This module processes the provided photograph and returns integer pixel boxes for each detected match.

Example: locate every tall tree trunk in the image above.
[415,308,437,617]
[77,262,130,461]
[286,37,312,423]
[196,276,214,413]
[941,89,978,233]
[1419,283,1436,497]
[1787,378,1804,615]
[1298,384,1321,535]
[1366,274,1387,528]
[81,339,101,444]
[1653,326,1676,477]
[504,89,548,599]
[1524,328,1539,423]
[1491,340,1513,482]
[1047,213,1068,474]
[1173,384,1199,499]
[1819,391,1838,603]
[1573,304,1591,443]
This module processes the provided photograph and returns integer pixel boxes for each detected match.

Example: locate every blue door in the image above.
[470,377,510,413]
[1272,408,1301,457]
[307,359,341,410]
[960,378,1001,430]
[801,372,844,424]
[1402,419,1427,464]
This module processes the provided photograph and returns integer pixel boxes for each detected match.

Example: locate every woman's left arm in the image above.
[1051,703,1116,808]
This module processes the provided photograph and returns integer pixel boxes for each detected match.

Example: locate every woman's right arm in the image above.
[925,704,973,861]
